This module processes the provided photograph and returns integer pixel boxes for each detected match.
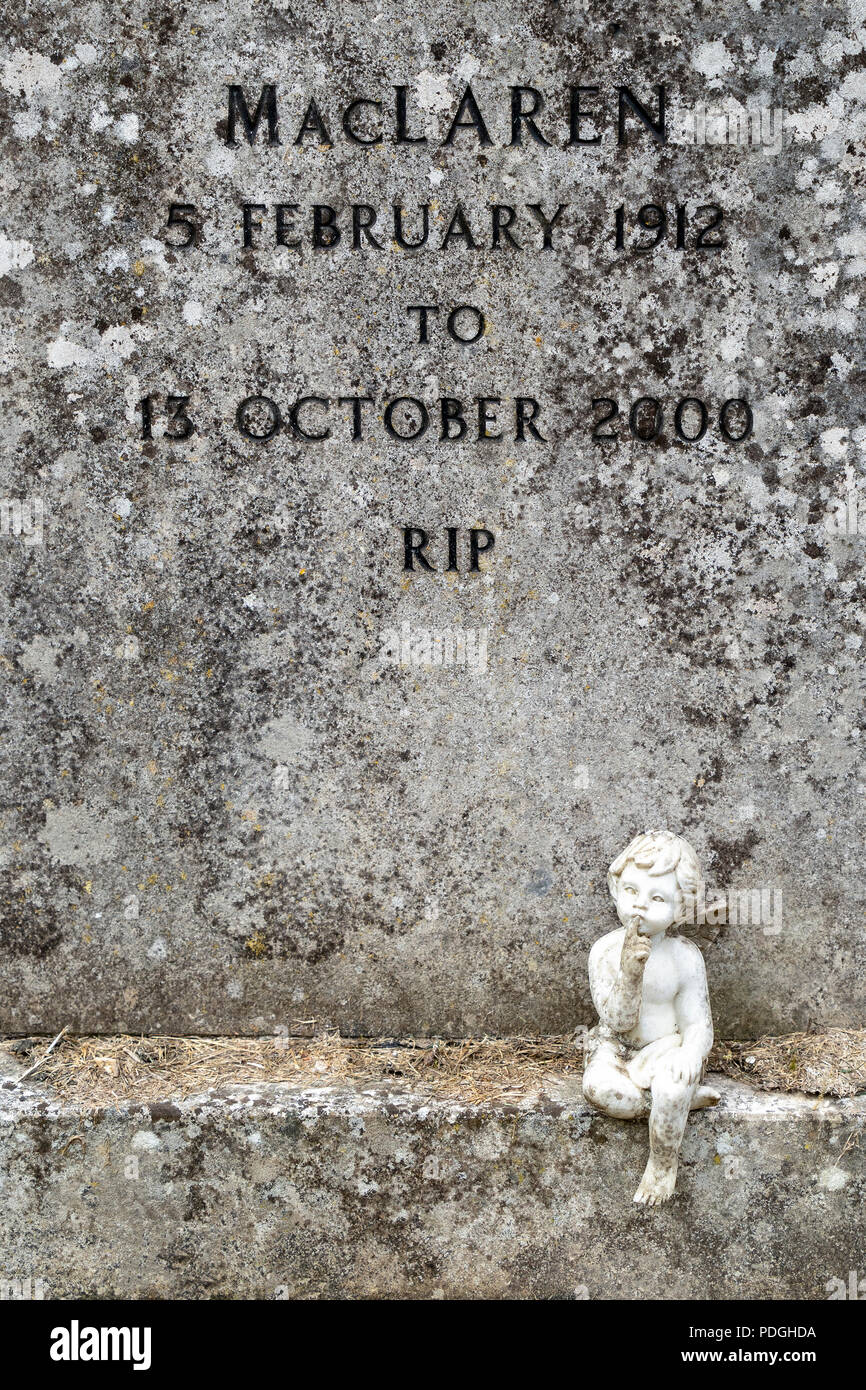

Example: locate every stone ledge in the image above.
[1,1051,863,1299]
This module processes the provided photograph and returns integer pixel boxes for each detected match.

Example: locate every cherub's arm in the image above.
[589,921,649,1035]
[668,946,713,1085]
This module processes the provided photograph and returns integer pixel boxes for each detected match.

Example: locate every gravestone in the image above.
[1,0,864,1038]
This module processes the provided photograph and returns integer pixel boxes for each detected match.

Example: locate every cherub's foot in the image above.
[691,1085,721,1111]
[633,1155,678,1205]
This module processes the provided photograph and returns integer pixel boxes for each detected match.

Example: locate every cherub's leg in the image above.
[583,1049,650,1120]
[633,1072,694,1206]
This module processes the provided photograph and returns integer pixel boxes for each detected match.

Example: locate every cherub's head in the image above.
[607,831,703,937]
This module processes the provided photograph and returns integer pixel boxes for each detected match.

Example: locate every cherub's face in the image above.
[616,864,679,936]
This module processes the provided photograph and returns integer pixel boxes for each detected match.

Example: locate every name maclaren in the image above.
[224,81,667,150]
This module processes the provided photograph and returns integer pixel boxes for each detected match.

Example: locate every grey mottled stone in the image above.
[1,1047,863,1299]
[1,1,864,1034]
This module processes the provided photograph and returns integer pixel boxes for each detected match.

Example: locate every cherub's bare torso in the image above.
[589,928,704,1048]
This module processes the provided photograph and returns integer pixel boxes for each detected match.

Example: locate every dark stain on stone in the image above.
[148,1102,182,1122]
[0,275,24,306]
[707,830,762,883]
[0,872,64,958]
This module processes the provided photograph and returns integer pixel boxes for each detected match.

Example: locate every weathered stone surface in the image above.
[1,1045,863,1299]
[1,1,865,1034]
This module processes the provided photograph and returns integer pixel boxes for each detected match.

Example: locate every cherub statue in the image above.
[582,831,719,1205]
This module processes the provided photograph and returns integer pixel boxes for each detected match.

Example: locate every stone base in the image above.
[1,1048,863,1299]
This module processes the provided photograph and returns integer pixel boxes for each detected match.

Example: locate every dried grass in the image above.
[708,1028,866,1099]
[4,1027,865,1107]
[2,1032,581,1107]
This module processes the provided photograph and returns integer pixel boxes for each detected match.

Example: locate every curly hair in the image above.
[607,830,704,927]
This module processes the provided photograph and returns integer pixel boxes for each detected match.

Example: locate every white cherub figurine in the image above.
[583,830,719,1205]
